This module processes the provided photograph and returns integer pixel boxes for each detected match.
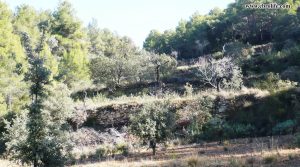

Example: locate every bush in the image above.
[88,146,109,160]
[201,117,224,141]
[184,96,214,141]
[272,120,296,135]
[184,82,193,97]
[223,123,255,139]
[186,156,200,167]
[252,72,296,92]
[116,143,129,156]
[129,101,176,155]
[294,133,300,148]
[228,158,245,167]
[263,155,277,164]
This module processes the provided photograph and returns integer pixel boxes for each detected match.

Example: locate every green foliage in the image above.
[94,147,107,159]
[223,123,255,139]
[51,1,90,86]
[52,1,82,38]
[184,83,193,96]
[252,72,296,92]
[143,0,296,59]
[87,20,137,58]
[224,42,254,63]
[116,143,129,156]
[201,117,224,141]
[129,101,176,148]
[90,51,177,86]
[185,96,214,139]
[294,133,300,148]
[263,155,278,164]
[272,120,296,135]
[3,28,73,166]
[0,2,29,115]
[149,53,177,83]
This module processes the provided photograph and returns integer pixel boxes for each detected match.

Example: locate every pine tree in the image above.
[0,2,28,115]
[5,22,72,167]
[22,24,52,167]
[52,1,89,86]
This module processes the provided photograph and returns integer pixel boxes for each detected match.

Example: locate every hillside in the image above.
[1,0,300,167]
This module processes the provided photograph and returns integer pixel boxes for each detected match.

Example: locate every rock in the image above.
[107,128,122,137]
[71,128,126,147]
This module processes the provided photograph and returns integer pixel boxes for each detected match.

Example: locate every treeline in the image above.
[0,1,177,116]
[87,20,177,87]
[144,0,300,59]
[0,1,177,166]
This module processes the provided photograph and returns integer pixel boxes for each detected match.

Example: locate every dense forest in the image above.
[1,0,300,166]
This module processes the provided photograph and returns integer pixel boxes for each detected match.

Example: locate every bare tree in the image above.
[195,56,243,91]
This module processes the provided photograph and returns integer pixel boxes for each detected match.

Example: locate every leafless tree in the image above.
[195,56,243,91]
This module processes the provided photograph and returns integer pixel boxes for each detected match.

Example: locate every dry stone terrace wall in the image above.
[84,103,142,129]
[75,89,279,130]
[79,99,199,130]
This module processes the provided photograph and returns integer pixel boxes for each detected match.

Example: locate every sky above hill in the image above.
[5,0,234,47]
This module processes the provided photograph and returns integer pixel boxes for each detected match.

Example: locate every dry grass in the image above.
[1,136,300,167]
[0,159,24,167]
[75,87,269,109]
[70,148,300,167]
[69,135,300,167]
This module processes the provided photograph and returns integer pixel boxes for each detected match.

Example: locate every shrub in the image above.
[184,82,193,97]
[223,123,255,139]
[95,147,107,159]
[272,120,296,135]
[228,158,245,167]
[129,101,176,155]
[185,96,214,141]
[79,154,87,161]
[116,143,129,156]
[186,156,200,167]
[294,133,300,148]
[263,155,277,164]
[88,146,109,160]
[201,117,224,141]
[252,72,296,92]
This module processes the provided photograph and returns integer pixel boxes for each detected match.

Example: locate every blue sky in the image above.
[5,0,234,47]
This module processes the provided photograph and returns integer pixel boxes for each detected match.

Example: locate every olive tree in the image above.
[195,56,243,91]
[129,101,176,155]
[90,54,137,86]
[148,53,177,84]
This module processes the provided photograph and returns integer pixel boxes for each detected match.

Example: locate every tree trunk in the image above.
[33,158,38,167]
[216,80,221,92]
[149,139,156,155]
[152,146,156,155]
[156,65,160,84]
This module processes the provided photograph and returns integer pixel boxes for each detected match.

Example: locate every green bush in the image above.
[201,117,224,141]
[129,101,176,155]
[223,123,255,139]
[263,155,277,164]
[252,72,296,92]
[116,143,129,156]
[272,120,296,135]
[294,133,300,148]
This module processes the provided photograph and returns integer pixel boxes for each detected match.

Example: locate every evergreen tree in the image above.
[0,2,28,115]
[51,1,89,86]
[5,22,72,167]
